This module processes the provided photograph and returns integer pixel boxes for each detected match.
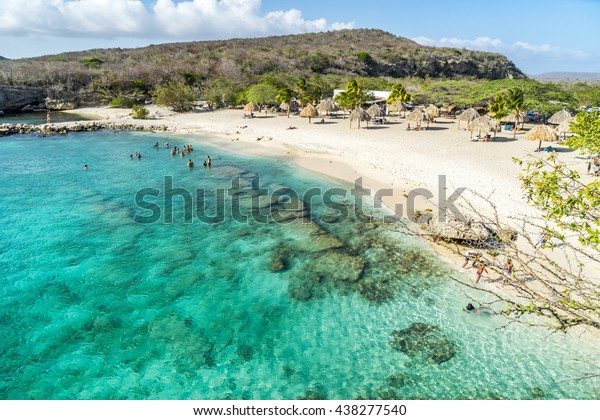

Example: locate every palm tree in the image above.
[334,91,352,119]
[346,79,363,109]
[276,87,294,118]
[489,94,508,123]
[505,87,526,139]
[386,84,411,117]
[295,78,313,106]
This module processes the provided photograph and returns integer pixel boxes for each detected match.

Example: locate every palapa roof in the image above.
[316,99,339,115]
[349,108,371,122]
[426,104,440,117]
[388,101,405,112]
[299,104,319,117]
[501,111,525,123]
[555,116,576,133]
[524,125,559,142]
[366,103,383,117]
[279,102,290,111]
[243,102,260,112]
[466,115,501,133]
[457,108,480,122]
[407,108,434,122]
[548,109,572,125]
[441,104,459,113]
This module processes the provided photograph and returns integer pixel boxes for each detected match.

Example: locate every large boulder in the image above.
[0,87,46,113]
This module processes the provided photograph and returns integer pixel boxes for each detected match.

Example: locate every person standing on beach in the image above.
[475,263,488,284]
[503,258,513,282]
[462,250,480,268]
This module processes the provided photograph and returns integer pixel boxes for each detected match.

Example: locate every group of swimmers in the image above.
[129,152,142,160]
[149,141,212,168]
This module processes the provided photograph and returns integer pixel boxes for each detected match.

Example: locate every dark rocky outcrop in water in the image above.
[0,87,47,113]
[390,323,456,364]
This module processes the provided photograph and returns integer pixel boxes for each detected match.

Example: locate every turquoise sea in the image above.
[0,131,599,400]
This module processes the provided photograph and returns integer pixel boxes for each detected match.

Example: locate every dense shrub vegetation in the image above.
[109,97,135,108]
[131,105,149,119]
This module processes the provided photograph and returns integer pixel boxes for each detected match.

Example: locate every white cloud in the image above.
[412,35,590,62]
[0,0,353,39]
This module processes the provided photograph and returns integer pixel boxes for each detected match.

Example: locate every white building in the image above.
[332,89,391,103]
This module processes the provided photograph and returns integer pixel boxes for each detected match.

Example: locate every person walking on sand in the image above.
[503,258,513,278]
[475,263,488,284]
[462,250,480,268]
[536,233,549,249]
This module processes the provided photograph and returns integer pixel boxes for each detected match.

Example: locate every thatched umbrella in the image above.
[525,125,559,152]
[548,109,572,125]
[441,104,459,116]
[279,102,290,111]
[388,101,405,116]
[501,111,525,124]
[299,104,319,123]
[466,115,501,139]
[243,102,260,114]
[500,111,526,138]
[426,104,440,118]
[366,103,383,118]
[406,108,433,129]
[555,116,576,140]
[457,108,480,129]
[349,107,370,129]
[316,99,339,116]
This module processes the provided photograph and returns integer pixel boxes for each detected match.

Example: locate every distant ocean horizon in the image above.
[1,131,599,400]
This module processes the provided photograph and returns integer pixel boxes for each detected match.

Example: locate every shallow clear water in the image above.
[0,131,599,400]
[0,111,96,125]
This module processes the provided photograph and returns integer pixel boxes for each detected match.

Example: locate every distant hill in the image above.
[0,56,8,60]
[0,29,531,111]
[0,29,525,88]
[532,72,600,82]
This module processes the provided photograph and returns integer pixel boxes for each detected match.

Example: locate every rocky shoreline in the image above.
[0,121,172,136]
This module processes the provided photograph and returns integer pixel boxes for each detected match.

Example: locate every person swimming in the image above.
[84,164,88,171]
[187,159,194,168]
[154,142,159,149]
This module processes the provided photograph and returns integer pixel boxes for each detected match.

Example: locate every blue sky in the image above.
[1,0,598,74]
